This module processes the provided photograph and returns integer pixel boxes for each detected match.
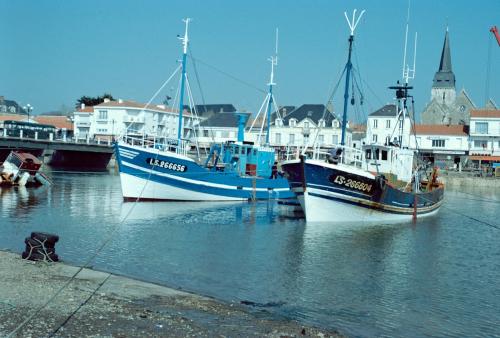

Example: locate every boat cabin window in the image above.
[381,150,388,161]
[253,149,257,156]
[235,146,239,154]
[375,148,380,160]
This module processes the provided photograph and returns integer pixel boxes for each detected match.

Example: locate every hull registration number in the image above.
[332,175,372,193]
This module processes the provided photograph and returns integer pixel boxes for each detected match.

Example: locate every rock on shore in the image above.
[0,251,343,337]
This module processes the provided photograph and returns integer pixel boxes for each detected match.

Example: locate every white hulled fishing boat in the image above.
[281,10,444,224]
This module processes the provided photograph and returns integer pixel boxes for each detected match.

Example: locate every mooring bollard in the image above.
[22,232,60,262]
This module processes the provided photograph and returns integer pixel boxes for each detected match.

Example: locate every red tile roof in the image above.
[470,109,500,118]
[0,114,25,122]
[95,100,192,116]
[34,116,73,130]
[76,106,95,113]
[413,124,468,136]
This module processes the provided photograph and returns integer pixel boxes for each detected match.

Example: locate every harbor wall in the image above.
[439,174,500,188]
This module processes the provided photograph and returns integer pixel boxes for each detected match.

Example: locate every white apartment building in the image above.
[73,99,194,141]
[468,110,500,162]
[409,124,469,169]
[267,104,352,148]
[366,104,412,147]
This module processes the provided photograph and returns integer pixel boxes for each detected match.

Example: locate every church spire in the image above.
[433,29,455,88]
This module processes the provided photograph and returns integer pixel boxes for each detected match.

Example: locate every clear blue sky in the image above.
[2,0,499,122]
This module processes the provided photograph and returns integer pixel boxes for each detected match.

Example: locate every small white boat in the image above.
[0,151,50,187]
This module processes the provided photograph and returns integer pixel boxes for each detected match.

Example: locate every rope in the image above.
[189,56,266,94]
[7,145,163,337]
[48,274,112,337]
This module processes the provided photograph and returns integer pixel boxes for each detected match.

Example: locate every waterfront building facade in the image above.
[468,109,500,164]
[267,104,352,148]
[0,96,26,115]
[197,111,250,148]
[409,124,469,169]
[73,99,194,141]
[365,104,412,147]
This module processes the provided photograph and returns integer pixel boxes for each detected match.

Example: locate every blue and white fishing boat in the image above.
[281,10,444,223]
[115,19,294,201]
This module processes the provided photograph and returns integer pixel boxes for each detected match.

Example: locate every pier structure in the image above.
[0,134,113,170]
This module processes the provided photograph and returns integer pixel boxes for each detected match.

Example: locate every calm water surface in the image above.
[1,171,500,337]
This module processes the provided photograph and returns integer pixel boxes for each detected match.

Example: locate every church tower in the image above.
[430,29,456,106]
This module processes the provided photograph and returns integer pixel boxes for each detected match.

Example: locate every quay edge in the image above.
[0,250,343,337]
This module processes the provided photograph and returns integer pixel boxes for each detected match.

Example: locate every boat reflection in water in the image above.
[119,200,280,226]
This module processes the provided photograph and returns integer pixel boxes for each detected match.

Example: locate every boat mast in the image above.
[341,10,364,146]
[177,18,191,145]
[265,29,278,145]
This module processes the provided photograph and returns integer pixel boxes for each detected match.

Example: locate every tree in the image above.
[76,93,115,108]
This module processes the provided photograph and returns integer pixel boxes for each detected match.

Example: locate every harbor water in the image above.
[1,170,500,337]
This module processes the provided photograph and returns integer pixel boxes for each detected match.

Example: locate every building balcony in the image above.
[76,122,91,127]
[123,116,145,124]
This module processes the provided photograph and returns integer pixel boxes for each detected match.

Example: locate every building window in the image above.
[289,119,296,127]
[386,120,391,129]
[275,133,281,144]
[373,119,378,129]
[98,110,108,120]
[304,121,309,128]
[318,134,324,144]
[475,122,488,134]
[319,119,325,127]
[432,139,445,147]
[474,140,488,148]
[275,118,282,127]
[372,134,378,143]
[203,130,209,137]
[289,133,295,144]
[332,135,338,145]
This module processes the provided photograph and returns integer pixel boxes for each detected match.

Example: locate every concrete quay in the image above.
[0,251,341,338]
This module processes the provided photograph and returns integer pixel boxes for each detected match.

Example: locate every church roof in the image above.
[432,30,455,89]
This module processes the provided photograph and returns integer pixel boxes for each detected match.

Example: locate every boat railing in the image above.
[311,144,364,168]
[122,134,191,156]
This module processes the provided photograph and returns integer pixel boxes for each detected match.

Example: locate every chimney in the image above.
[80,103,85,109]
[0,96,4,104]
[282,107,287,117]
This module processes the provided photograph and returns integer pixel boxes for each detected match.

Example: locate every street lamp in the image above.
[23,104,33,122]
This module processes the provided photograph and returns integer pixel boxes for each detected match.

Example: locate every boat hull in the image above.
[282,158,444,224]
[116,142,294,201]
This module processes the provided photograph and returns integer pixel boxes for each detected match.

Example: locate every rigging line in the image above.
[122,64,181,137]
[416,193,500,231]
[7,146,164,338]
[454,190,500,203]
[190,56,266,94]
[303,66,347,155]
[184,75,202,161]
[450,195,500,204]
[187,45,207,109]
[358,76,385,107]
[48,274,112,337]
